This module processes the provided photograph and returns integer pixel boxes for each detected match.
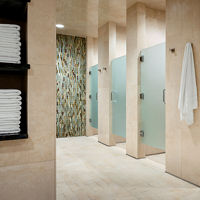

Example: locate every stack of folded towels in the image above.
[0,24,21,64]
[0,90,22,135]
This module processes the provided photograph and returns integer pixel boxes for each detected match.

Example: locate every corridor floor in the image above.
[56,136,200,200]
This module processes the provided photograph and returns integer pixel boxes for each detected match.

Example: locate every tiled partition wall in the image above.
[98,22,117,146]
[126,3,165,158]
[86,26,126,138]
[86,37,98,136]
[166,0,200,186]
[56,34,86,137]
[0,0,56,199]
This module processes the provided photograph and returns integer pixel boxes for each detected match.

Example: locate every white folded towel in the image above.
[0,32,20,40]
[0,106,22,111]
[0,130,20,135]
[0,116,21,121]
[0,99,22,104]
[0,46,20,53]
[0,105,22,109]
[0,40,21,46]
[0,89,21,95]
[178,43,198,125]
[0,24,20,30]
[0,87,22,135]
[0,113,21,119]
[0,57,21,64]
[0,31,20,37]
[0,37,20,43]
[0,125,20,130]
[0,111,21,116]
[0,95,22,100]
[0,43,21,49]
[0,121,20,125]
[0,55,21,60]
[0,50,21,56]
[0,128,20,133]
[0,51,21,57]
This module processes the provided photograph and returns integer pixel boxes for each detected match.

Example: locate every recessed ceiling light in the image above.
[56,24,64,29]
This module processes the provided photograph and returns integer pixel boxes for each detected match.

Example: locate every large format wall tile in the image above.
[0,161,55,200]
[98,23,116,146]
[86,37,98,136]
[166,0,200,186]
[28,0,56,66]
[126,3,165,158]
[56,35,86,137]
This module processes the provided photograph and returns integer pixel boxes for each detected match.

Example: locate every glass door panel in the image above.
[90,65,98,129]
[112,56,126,138]
[140,43,166,150]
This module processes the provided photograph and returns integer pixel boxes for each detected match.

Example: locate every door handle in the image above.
[163,89,166,104]
[111,91,117,103]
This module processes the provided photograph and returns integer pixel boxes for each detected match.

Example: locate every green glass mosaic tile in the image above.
[56,34,86,137]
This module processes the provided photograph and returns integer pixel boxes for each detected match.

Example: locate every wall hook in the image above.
[98,69,101,72]
[169,48,175,53]
[103,67,107,71]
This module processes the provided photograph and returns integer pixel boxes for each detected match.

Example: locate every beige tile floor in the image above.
[56,136,200,200]
[147,153,165,166]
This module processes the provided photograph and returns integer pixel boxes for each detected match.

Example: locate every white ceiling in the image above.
[56,0,165,38]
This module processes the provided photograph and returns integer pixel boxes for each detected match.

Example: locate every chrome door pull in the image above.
[163,89,166,104]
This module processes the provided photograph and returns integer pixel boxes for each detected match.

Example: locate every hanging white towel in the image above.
[178,42,198,125]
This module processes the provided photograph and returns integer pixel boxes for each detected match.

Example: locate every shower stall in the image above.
[111,56,126,138]
[140,43,166,150]
[89,64,98,129]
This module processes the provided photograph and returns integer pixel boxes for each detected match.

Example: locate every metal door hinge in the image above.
[89,71,91,75]
[89,118,92,123]
[140,93,144,100]
[140,130,144,137]
[140,56,144,62]
[89,94,92,99]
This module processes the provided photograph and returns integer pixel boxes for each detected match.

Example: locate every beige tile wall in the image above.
[87,24,126,142]
[126,3,165,158]
[116,25,126,58]
[0,0,56,199]
[166,0,200,186]
[86,37,98,136]
[98,22,116,146]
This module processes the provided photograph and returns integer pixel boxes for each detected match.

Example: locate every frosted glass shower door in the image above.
[140,43,165,150]
[112,56,126,138]
[90,65,98,129]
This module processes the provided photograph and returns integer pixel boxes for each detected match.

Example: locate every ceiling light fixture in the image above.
[56,24,64,29]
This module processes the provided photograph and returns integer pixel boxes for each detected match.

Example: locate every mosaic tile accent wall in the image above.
[56,34,86,137]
